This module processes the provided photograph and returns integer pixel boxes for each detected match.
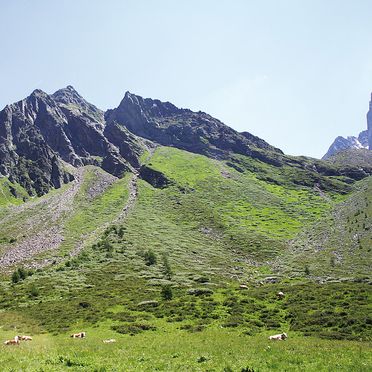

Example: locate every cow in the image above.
[277,291,285,299]
[239,284,249,289]
[269,333,288,341]
[70,332,86,338]
[103,339,116,343]
[20,335,32,341]
[4,335,20,345]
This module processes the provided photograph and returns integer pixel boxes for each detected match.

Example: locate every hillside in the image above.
[0,89,371,370]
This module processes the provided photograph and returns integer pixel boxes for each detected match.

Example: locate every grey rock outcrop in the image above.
[367,94,372,150]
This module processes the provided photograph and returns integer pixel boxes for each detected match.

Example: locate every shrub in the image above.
[144,250,157,266]
[162,253,172,279]
[29,283,39,297]
[18,267,27,280]
[11,270,20,283]
[111,323,156,335]
[161,285,173,300]
[11,267,32,283]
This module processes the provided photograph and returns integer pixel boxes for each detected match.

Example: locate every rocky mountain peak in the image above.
[367,93,372,150]
[322,132,368,160]
[324,93,372,158]
[52,85,82,103]
[52,86,103,123]
[106,91,282,161]
[118,91,181,117]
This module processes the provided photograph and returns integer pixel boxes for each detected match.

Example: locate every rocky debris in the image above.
[0,168,85,269]
[0,227,63,267]
[86,169,117,200]
[137,300,159,307]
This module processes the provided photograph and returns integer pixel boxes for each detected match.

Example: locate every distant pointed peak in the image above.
[30,88,47,97]
[53,85,81,97]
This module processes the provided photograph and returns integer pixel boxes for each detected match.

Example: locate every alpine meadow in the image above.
[0,84,370,371]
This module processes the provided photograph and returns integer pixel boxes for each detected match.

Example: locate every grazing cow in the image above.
[239,284,249,289]
[103,339,116,343]
[277,291,285,299]
[269,333,288,341]
[70,332,86,338]
[4,335,20,345]
[20,335,32,341]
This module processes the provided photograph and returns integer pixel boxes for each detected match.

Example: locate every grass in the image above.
[145,147,339,260]
[0,177,28,207]
[0,326,371,371]
[281,176,372,278]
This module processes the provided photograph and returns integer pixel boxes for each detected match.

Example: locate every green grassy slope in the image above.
[0,146,371,370]
[279,176,372,279]
[0,177,28,207]
[145,147,342,263]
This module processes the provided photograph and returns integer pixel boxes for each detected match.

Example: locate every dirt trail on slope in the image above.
[68,144,157,258]
[68,171,139,258]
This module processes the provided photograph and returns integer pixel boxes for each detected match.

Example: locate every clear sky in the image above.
[1,0,372,158]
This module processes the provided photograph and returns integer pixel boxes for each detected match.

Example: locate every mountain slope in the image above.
[0,147,370,350]
[278,176,372,279]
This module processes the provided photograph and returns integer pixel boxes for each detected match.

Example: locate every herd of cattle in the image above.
[4,332,116,345]
[4,335,32,345]
[4,291,288,345]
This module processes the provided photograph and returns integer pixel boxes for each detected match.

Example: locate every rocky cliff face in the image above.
[105,92,283,159]
[0,87,135,195]
[367,94,372,150]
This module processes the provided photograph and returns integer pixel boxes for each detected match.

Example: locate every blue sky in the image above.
[1,0,372,158]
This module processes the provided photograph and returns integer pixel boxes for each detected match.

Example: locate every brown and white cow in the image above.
[70,332,86,338]
[269,332,288,341]
[4,335,20,345]
[20,335,33,341]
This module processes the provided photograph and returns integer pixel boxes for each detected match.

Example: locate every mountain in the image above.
[0,87,141,195]
[322,130,368,160]
[0,86,371,369]
[105,91,282,158]
[2,87,372,199]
